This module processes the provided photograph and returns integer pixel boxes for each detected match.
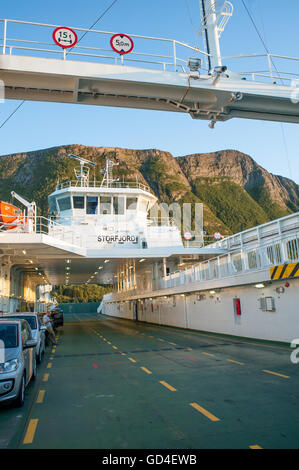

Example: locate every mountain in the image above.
[0,144,298,236]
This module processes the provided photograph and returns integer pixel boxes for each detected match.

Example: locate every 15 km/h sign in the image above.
[53,27,78,48]
[110,34,134,55]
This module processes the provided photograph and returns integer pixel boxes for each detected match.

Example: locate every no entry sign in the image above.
[110,34,134,55]
[53,27,78,48]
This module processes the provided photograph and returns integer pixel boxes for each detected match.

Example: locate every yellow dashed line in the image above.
[169,342,177,346]
[140,367,152,375]
[112,346,118,350]
[158,338,165,342]
[36,390,45,404]
[159,381,177,392]
[23,419,38,444]
[250,445,263,449]
[47,363,52,369]
[190,403,220,422]
[227,359,244,365]
[42,373,49,382]
[262,370,290,379]
[202,352,215,357]
[128,357,136,363]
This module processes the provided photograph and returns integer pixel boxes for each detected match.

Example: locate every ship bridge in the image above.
[1,18,299,126]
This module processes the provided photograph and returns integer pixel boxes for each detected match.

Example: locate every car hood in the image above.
[3,348,20,362]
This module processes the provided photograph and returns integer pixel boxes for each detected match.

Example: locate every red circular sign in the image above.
[53,27,78,49]
[214,232,222,240]
[184,232,192,241]
[110,34,134,55]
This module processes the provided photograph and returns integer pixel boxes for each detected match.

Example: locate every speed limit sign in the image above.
[53,27,78,48]
[110,34,134,55]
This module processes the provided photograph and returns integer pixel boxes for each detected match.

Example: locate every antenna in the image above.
[68,154,96,187]
[100,157,119,188]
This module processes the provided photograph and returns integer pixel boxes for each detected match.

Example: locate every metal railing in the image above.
[156,231,299,290]
[1,19,298,86]
[0,214,83,247]
[0,18,209,73]
[55,180,152,192]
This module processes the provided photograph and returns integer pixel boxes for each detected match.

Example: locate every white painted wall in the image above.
[103,278,299,343]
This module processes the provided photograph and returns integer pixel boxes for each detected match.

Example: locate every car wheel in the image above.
[14,374,25,408]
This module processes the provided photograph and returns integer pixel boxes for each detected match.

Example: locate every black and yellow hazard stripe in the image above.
[270,262,299,280]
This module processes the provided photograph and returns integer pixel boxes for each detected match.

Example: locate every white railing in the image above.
[56,179,152,192]
[157,231,299,290]
[0,214,83,247]
[0,18,209,73]
[1,20,298,86]
[221,53,299,85]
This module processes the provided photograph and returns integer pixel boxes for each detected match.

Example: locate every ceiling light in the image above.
[209,290,216,294]
[139,259,146,263]
[104,260,110,263]
[22,250,26,255]
[255,283,265,289]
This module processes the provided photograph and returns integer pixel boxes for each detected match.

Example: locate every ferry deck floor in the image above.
[0,311,298,450]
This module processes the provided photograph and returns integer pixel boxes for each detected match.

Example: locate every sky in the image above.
[0,0,299,183]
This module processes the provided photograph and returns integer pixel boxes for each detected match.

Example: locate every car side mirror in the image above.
[24,339,37,349]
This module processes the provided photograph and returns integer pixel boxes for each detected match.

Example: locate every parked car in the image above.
[0,319,37,407]
[0,313,46,363]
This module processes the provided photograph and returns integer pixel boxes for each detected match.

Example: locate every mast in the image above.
[200,0,233,71]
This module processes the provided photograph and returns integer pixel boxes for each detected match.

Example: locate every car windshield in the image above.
[0,316,37,330]
[0,324,19,348]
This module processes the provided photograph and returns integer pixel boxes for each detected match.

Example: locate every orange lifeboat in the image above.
[0,201,26,230]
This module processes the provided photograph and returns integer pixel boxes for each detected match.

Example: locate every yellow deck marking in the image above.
[23,419,38,444]
[36,390,45,404]
[128,357,136,363]
[190,403,220,422]
[202,352,215,357]
[169,342,177,346]
[149,336,154,338]
[50,356,54,360]
[262,369,290,379]
[121,353,126,356]
[141,367,152,375]
[47,362,52,369]
[159,381,177,392]
[42,373,49,382]
[107,341,111,344]
[158,338,165,342]
[250,445,263,449]
[227,359,244,365]
[187,348,192,351]
[112,346,118,349]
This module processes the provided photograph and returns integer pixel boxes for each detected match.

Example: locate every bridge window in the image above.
[100,196,112,215]
[113,196,125,215]
[126,197,137,211]
[57,196,71,212]
[73,196,85,209]
[87,196,98,215]
[139,199,149,212]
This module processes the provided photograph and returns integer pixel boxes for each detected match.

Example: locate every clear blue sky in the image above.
[0,0,299,182]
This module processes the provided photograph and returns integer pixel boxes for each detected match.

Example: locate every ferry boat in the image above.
[0,152,298,344]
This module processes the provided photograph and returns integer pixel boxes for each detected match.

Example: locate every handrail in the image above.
[55,180,152,192]
[0,18,208,73]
